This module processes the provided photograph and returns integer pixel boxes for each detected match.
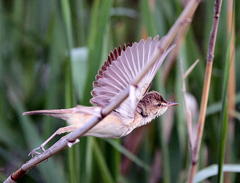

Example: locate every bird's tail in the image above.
[23,105,100,121]
[23,108,76,120]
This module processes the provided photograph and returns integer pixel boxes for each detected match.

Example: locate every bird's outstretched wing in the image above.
[90,36,173,119]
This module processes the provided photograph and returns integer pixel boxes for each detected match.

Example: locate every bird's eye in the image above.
[157,103,162,107]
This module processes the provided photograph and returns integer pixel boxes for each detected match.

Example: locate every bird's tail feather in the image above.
[23,105,100,121]
[23,108,75,120]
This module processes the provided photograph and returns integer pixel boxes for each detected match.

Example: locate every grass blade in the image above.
[217,29,232,183]
[195,164,240,183]
[7,89,66,183]
[60,0,80,182]
[105,139,150,171]
[93,139,114,183]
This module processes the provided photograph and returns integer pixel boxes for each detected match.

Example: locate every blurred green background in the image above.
[0,0,239,182]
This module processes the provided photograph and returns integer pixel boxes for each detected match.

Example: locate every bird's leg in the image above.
[29,125,77,157]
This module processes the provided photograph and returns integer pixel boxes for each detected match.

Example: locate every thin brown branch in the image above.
[4,0,201,182]
[187,0,223,182]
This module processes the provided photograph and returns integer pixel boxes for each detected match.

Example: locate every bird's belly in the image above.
[66,112,133,138]
[86,115,132,138]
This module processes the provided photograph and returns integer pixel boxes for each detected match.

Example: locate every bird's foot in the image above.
[28,145,46,157]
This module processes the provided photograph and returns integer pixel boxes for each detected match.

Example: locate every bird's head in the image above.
[137,91,178,121]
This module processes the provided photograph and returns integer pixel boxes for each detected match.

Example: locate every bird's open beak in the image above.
[167,101,179,107]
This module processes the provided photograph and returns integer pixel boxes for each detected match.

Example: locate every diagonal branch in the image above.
[4,0,201,182]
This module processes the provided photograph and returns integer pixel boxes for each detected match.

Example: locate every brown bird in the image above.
[24,36,177,156]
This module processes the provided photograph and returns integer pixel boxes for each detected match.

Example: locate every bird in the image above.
[24,36,178,156]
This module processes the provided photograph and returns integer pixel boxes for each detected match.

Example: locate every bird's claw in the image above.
[28,146,46,157]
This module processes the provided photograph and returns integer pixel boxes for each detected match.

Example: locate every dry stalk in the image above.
[4,0,201,182]
[181,59,200,151]
[225,0,235,182]
[183,59,199,79]
[187,0,223,182]
[227,0,235,120]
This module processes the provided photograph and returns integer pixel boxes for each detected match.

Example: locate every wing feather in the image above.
[90,36,173,118]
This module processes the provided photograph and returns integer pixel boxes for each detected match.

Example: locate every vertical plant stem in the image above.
[140,0,157,36]
[141,0,170,181]
[227,0,235,120]
[217,1,235,182]
[65,59,78,183]
[187,0,223,182]
[84,1,112,182]
[159,121,171,183]
[60,0,80,183]
[217,61,230,183]
[92,140,114,183]
[61,0,74,50]
[225,1,235,182]
[187,62,212,183]
[112,139,121,181]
